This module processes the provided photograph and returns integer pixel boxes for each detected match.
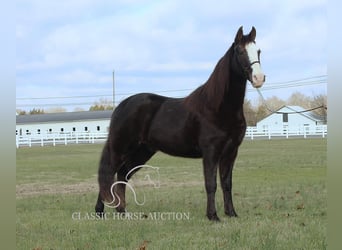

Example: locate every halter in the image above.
[233,44,260,79]
[250,60,260,66]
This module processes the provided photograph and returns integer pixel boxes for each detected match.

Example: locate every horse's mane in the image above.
[184,46,233,113]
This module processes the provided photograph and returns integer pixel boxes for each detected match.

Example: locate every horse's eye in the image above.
[236,46,244,54]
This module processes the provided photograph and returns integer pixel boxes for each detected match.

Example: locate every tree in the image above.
[255,104,268,122]
[16,109,27,115]
[287,91,312,109]
[310,94,327,122]
[265,96,286,111]
[89,98,114,111]
[29,108,45,114]
[243,99,257,126]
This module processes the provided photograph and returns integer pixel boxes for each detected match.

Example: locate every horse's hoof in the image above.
[225,210,238,217]
[95,205,104,216]
[95,211,104,218]
[207,213,220,221]
[116,207,126,213]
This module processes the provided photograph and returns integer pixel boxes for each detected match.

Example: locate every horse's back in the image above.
[108,93,168,152]
[111,93,166,123]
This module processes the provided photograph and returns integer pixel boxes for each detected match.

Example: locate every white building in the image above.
[16,110,112,136]
[256,105,325,134]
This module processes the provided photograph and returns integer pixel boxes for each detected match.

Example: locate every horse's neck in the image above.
[213,51,247,112]
[183,48,247,114]
[224,73,247,109]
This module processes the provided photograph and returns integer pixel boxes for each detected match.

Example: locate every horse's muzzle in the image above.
[251,73,265,88]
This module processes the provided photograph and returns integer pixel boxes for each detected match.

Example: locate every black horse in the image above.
[95,26,265,221]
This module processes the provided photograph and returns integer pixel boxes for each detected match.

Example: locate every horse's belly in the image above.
[147,128,202,158]
[159,142,202,158]
[147,121,201,158]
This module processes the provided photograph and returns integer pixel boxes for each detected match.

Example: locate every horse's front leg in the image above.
[203,155,219,221]
[219,148,238,217]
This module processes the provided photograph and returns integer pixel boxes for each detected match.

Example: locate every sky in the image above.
[16,0,327,111]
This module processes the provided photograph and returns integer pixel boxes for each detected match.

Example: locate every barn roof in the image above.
[16,110,113,124]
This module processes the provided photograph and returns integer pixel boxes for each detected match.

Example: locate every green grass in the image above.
[16,139,327,249]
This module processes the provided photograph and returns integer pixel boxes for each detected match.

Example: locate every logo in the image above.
[72,165,191,221]
[104,165,160,208]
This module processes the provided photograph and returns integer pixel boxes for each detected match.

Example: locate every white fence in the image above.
[16,125,327,148]
[16,132,108,148]
[246,125,327,140]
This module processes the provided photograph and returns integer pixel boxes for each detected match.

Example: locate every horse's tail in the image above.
[98,139,116,203]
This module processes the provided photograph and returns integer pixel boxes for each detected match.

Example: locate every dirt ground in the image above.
[16,180,98,199]
[15,178,203,199]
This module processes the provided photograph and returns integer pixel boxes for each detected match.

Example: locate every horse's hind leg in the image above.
[114,144,156,213]
[95,193,105,216]
[112,172,128,213]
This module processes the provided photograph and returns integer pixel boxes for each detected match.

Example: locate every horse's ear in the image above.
[249,26,256,41]
[234,26,243,44]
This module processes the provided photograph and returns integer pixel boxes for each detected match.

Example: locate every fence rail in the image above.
[16,125,327,148]
[246,125,327,140]
[16,132,108,148]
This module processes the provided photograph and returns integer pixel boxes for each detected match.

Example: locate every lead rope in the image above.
[256,88,326,115]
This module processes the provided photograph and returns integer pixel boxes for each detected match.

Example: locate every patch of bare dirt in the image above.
[16,180,98,199]
[16,178,203,199]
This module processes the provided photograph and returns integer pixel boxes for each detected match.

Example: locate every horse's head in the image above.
[233,26,265,88]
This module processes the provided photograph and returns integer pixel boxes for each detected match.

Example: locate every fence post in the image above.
[303,128,307,139]
[268,129,271,140]
[41,134,44,147]
[16,136,19,148]
[64,133,67,145]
